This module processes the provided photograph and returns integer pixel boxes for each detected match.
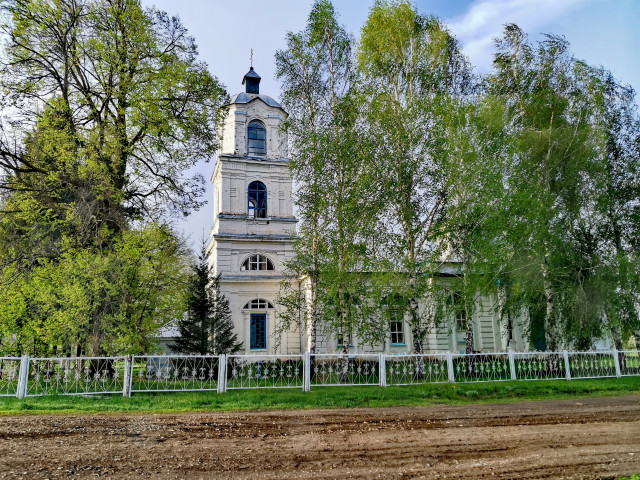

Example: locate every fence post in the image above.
[303,352,311,392]
[508,349,517,380]
[122,355,133,397]
[217,354,226,393]
[379,353,387,387]
[16,355,30,399]
[612,348,621,378]
[446,351,455,383]
[563,350,571,380]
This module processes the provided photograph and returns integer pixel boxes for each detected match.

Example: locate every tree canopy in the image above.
[276,0,640,353]
[0,0,226,356]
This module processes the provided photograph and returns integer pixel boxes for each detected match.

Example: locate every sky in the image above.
[139,0,640,247]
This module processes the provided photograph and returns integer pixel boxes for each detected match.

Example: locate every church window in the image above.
[390,310,405,345]
[250,313,266,349]
[248,181,267,218]
[247,120,267,156]
[243,298,274,309]
[449,291,467,330]
[336,327,352,349]
[241,254,274,271]
[382,294,407,345]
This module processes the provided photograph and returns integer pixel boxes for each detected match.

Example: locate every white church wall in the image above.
[218,97,287,160]
[206,69,532,358]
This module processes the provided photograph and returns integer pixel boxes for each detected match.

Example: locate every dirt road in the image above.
[1,395,639,479]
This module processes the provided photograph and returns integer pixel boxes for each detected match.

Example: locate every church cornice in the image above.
[219,274,288,281]
[213,233,296,242]
[218,154,289,164]
[217,214,298,223]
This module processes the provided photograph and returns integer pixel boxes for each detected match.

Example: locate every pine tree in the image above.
[171,245,242,355]
[208,273,242,355]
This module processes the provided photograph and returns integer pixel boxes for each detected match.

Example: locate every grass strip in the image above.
[0,377,638,415]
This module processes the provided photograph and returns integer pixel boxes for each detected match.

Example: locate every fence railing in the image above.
[386,354,449,385]
[513,352,568,381]
[225,354,304,390]
[0,357,21,397]
[1,349,638,398]
[130,355,222,394]
[20,356,127,397]
[311,354,381,387]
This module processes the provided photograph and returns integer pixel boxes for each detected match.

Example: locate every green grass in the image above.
[0,376,638,415]
[617,475,640,480]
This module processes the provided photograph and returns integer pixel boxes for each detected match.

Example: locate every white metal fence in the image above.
[513,352,568,380]
[130,355,222,394]
[225,354,304,390]
[0,357,21,397]
[386,354,449,385]
[311,354,381,387]
[22,356,127,397]
[0,349,638,398]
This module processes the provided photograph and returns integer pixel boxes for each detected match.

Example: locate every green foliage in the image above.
[441,95,512,352]
[277,2,640,354]
[486,24,640,350]
[0,0,225,355]
[0,0,226,217]
[357,1,474,352]
[171,244,242,355]
[0,223,188,355]
[275,0,377,351]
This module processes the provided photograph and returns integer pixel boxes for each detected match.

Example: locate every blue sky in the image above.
[140,0,640,246]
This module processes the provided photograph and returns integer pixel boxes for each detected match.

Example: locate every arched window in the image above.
[241,254,274,271]
[243,299,274,309]
[247,120,266,156]
[248,181,267,218]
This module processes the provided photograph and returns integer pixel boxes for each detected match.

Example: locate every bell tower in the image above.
[206,67,299,354]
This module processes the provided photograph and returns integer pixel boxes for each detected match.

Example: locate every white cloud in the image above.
[448,0,597,72]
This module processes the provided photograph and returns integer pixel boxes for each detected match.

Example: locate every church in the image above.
[204,68,529,356]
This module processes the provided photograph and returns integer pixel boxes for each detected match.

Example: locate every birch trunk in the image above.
[541,256,557,351]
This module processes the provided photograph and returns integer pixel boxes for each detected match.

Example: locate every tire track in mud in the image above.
[0,395,639,479]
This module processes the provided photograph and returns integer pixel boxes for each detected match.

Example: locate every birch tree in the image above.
[358,0,473,353]
[487,25,598,350]
[275,0,377,352]
[442,96,511,353]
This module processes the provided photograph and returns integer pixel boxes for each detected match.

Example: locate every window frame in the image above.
[389,310,405,345]
[240,254,275,272]
[243,298,274,310]
[250,313,267,350]
[450,291,467,331]
[247,120,267,157]
[247,181,267,218]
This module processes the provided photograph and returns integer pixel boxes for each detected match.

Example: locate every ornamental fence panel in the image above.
[451,352,511,383]
[2,349,639,398]
[567,351,617,379]
[513,352,567,381]
[310,354,380,387]
[385,354,449,386]
[0,357,21,396]
[226,354,304,389]
[130,355,221,394]
[619,350,640,377]
[25,357,126,396]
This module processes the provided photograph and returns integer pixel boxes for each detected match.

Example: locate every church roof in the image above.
[242,68,261,81]
[228,92,282,108]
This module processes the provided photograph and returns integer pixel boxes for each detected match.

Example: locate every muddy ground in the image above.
[1,395,639,479]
